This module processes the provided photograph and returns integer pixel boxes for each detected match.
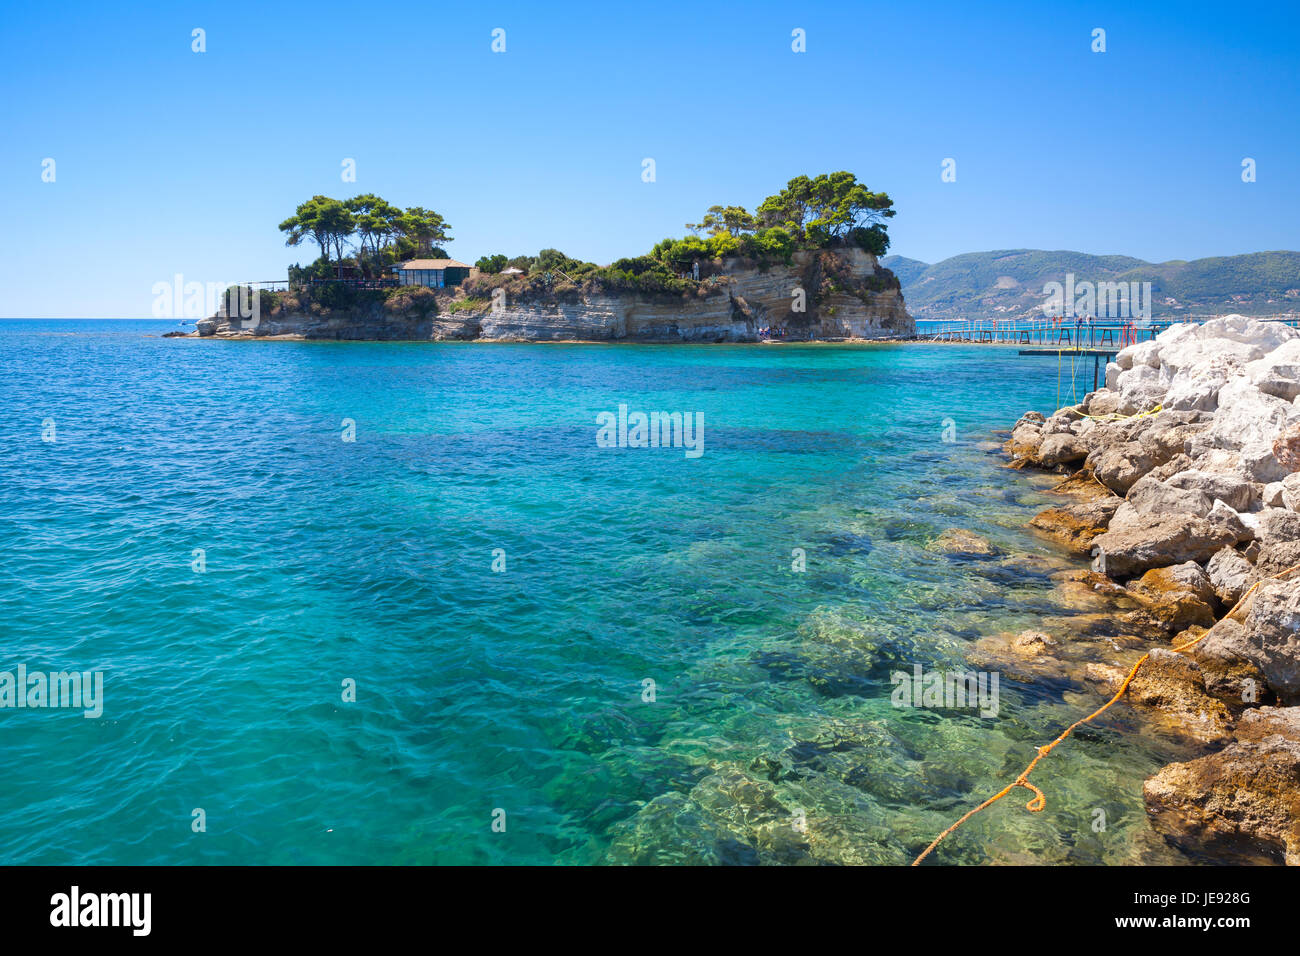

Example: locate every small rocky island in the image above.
[194,246,912,342]
[187,172,913,343]
[1002,315,1300,864]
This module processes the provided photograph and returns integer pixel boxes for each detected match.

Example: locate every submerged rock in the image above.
[1110,648,1231,743]
[1010,629,1058,657]
[928,528,998,557]
[606,715,928,866]
[1048,568,1135,610]
[1144,734,1300,865]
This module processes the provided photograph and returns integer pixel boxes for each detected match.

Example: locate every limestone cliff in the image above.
[194,248,913,342]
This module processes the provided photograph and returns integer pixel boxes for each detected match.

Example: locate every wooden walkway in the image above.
[922,319,1154,348]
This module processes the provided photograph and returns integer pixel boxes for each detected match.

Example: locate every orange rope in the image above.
[911,563,1300,866]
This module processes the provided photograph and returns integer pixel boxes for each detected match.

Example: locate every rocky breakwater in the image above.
[193,247,913,342]
[1004,315,1300,863]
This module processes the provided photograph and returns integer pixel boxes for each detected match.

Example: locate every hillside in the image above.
[882,249,1300,320]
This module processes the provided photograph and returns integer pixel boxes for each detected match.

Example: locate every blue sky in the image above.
[1,0,1297,317]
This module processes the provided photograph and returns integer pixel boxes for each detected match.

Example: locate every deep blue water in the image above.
[0,320,1197,864]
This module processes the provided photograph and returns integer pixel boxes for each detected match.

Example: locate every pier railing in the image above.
[305,278,399,290]
[917,315,1300,348]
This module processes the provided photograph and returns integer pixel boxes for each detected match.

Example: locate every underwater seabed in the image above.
[594,488,1207,865]
[0,326,1222,864]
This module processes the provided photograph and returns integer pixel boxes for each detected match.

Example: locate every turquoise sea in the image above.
[0,319,1205,865]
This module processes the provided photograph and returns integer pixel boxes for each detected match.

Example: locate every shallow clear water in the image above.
[0,320,1201,864]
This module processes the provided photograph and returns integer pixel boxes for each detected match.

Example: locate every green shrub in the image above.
[288,257,334,286]
[707,233,740,258]
[608,255,660,276]
[447,297,491,314]
[850,224,890,256]
[305,282,384,310]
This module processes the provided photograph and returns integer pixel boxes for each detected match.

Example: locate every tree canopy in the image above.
[279,194,453,276]
[756,172,894,249]
[398,206,451,254]
[464,172,895,297]
[343,194,400,259]
[673,172,895,261]
[686,205,757,238]
[279,172,894,291]
[279,196,354,264]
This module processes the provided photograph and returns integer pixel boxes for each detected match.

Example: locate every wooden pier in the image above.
[920,318,1157,349]
[1017,347,1118,391]
[916,315,1300,399]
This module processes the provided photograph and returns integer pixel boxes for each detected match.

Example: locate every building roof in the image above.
[500,267,524,274]
[394,259,471,271]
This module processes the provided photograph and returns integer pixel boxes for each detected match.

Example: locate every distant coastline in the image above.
[889,249,1300,322]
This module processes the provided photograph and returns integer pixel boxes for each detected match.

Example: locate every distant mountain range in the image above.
[881,250,1300,321]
